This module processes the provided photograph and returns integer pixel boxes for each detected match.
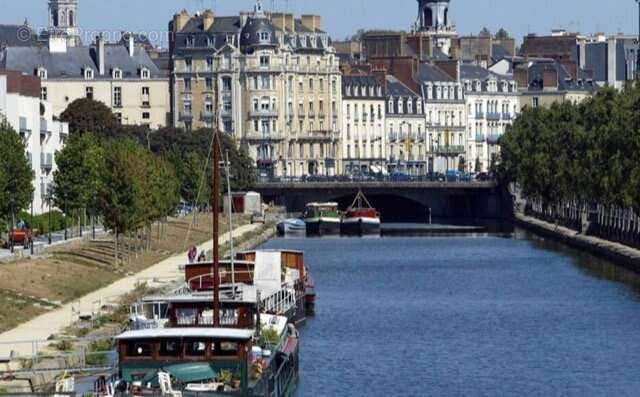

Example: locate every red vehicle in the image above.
[8,227,33,248]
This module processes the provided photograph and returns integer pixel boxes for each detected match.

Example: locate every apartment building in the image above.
[0,70,68,214]
[169,1,341,177]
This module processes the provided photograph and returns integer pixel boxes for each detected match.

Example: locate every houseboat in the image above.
[109,112,299,396]
[341,191,381,235]
[303,202,341,236]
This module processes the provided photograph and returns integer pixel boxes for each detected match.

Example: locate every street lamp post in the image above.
[47,190,52,245]
[636,0,640,78]
[30,199,34,255]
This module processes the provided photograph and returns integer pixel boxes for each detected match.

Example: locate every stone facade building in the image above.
[169,1,341,178]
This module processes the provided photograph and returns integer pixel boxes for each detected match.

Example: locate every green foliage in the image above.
[498,79,640,211]
[53,132,104,213]
[59,98,119,137]
[49,339,73,351]
[0,121,34,225]
[17,210,65,235]
[259,326,280,347]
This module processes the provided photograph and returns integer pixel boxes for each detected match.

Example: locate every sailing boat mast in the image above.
[212,90,221,328]
[225,151,236,299]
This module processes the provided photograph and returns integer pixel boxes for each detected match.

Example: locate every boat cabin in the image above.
[303,202,339,218]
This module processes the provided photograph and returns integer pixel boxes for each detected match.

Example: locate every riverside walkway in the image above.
[0,223,262,358]
[515,213,640,272]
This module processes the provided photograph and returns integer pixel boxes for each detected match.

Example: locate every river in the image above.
[260,228,640,397]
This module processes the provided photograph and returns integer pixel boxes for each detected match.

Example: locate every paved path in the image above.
[0,223,261,357]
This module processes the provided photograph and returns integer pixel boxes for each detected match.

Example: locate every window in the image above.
[258,31,270,41]
[142,87,150,96]
[113,87,122,107]
[532,97,539,108]
[185,340,207,357]
[206,78,213,90]
[207,37,215,48]
[185,57,193,70]
[126,342,153,357]
[40,87,47,101]
[142,112,150,120]
[206,56,214,69]
[184,78,192,91]
[37,68,47,79]
[84,68,94,79]
[159,339,182,357]
[309,78,314,90]
[260,55,270,66]
[222,77,232,91]
[186,35,195,47]
[113,69,122,79]
[115,112,122,124]
[84,86,94,99]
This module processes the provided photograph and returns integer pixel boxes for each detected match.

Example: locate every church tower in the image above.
[48,0,81,46]
[416,0,456,55]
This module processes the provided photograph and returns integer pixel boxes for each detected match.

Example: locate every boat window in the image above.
[185,340,208,357]
[126,342,153,358]
[159,339,183,357]
[214,341,239,357]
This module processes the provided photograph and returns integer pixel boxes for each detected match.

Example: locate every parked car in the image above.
[446,170,463,182]
[251,211,265,224]
[7,226,33,249]
[390,172,412,182]
[426,172,446,182]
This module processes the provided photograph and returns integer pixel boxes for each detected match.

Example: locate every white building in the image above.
[0,70,68,214]
[341,75,386,175]
[461,63,518,173]
[385,75,427,175]
[417,62,467,173]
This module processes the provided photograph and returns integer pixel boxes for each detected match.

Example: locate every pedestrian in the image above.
[198,251,206,262]
[188,246,197,263]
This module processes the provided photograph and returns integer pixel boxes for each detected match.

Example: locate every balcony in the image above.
[200,111,215,122]
[475,112,484,119]
[474,133,486,142]
[243,132,285,141]
[19,117,30,135]
[141,100,150,108]
[434,145,465,155]
[502,113,513,120]
[249,109,278,118]
[388,133,398,142]
[487,133,502,144]
[40,118,50,136]
[40,153,53,170]
[297,130,336,142]
[179,112,193,121]
[307,111,316,119]
[486,112,501,121]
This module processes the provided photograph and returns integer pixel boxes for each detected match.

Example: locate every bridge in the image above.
[255,181,512,222]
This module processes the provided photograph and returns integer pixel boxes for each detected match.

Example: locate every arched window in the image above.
[52,10,58,27]
[68,10,74,27]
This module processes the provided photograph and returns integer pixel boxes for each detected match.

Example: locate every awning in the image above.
[164,362,217,384]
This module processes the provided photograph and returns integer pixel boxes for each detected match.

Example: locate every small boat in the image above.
[341,190,381,235]
[277,218,306,235]
[303,202,341,236]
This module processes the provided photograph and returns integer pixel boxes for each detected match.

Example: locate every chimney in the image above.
[96,34,105,75]
[543,67,558,89]
[434,60,460,81]
[203,9,214,31]
[173,9,190,32]
[301,15,321,32]
[372,66,387,92]
[514,66,528,89]
[123,32,135,57]
[270,13,286,31]
[287,14,295,32]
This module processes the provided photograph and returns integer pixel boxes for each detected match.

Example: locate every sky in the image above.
[2,0,638,46]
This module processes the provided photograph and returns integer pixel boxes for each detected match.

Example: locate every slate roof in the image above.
[416,63,454,82]
[386,75,419,97]
[2,43,164,79]
[342,75,385,99]
[0,24,38,47]
[491,44,510,62]
[527,60,597,92]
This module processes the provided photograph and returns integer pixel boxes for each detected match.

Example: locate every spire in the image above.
[254,0,265,16]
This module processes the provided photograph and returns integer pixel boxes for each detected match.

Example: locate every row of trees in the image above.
[498,79,640,214]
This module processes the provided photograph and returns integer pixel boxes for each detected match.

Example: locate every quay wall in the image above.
[515,213,640,273]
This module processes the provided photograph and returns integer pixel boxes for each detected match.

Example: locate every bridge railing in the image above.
[259,174,495,185]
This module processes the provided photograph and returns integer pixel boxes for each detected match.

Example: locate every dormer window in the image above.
[388,98,394,113]
[186,35,195,47]
[407,99,413,114]
[258,31,270,42]
[112,68,122,79]
[140,67,150,79]
[84,68,94,79]
[36,67,47,80]
[398,99,404,114]
[300,35,307,47]
[417,101,422,114]
[207,37,215,48]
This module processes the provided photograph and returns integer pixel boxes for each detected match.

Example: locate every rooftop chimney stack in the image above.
[203,9,214,31]
[96,34,105,75]
[124,33,135,57]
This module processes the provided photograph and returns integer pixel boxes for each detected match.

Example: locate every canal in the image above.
[260,228,640,397]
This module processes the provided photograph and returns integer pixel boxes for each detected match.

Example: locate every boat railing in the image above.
[175,310,239,327]
[261,286,296,315]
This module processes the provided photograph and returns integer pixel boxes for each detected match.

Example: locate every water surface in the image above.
[261,229,640,397]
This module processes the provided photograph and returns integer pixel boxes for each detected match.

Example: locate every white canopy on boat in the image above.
[115,327,254,341]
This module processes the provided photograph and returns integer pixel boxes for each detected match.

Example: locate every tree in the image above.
[60,98,119,137]
[98,139,148,265]
[52,133,104,219]
[0,121,34,227]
